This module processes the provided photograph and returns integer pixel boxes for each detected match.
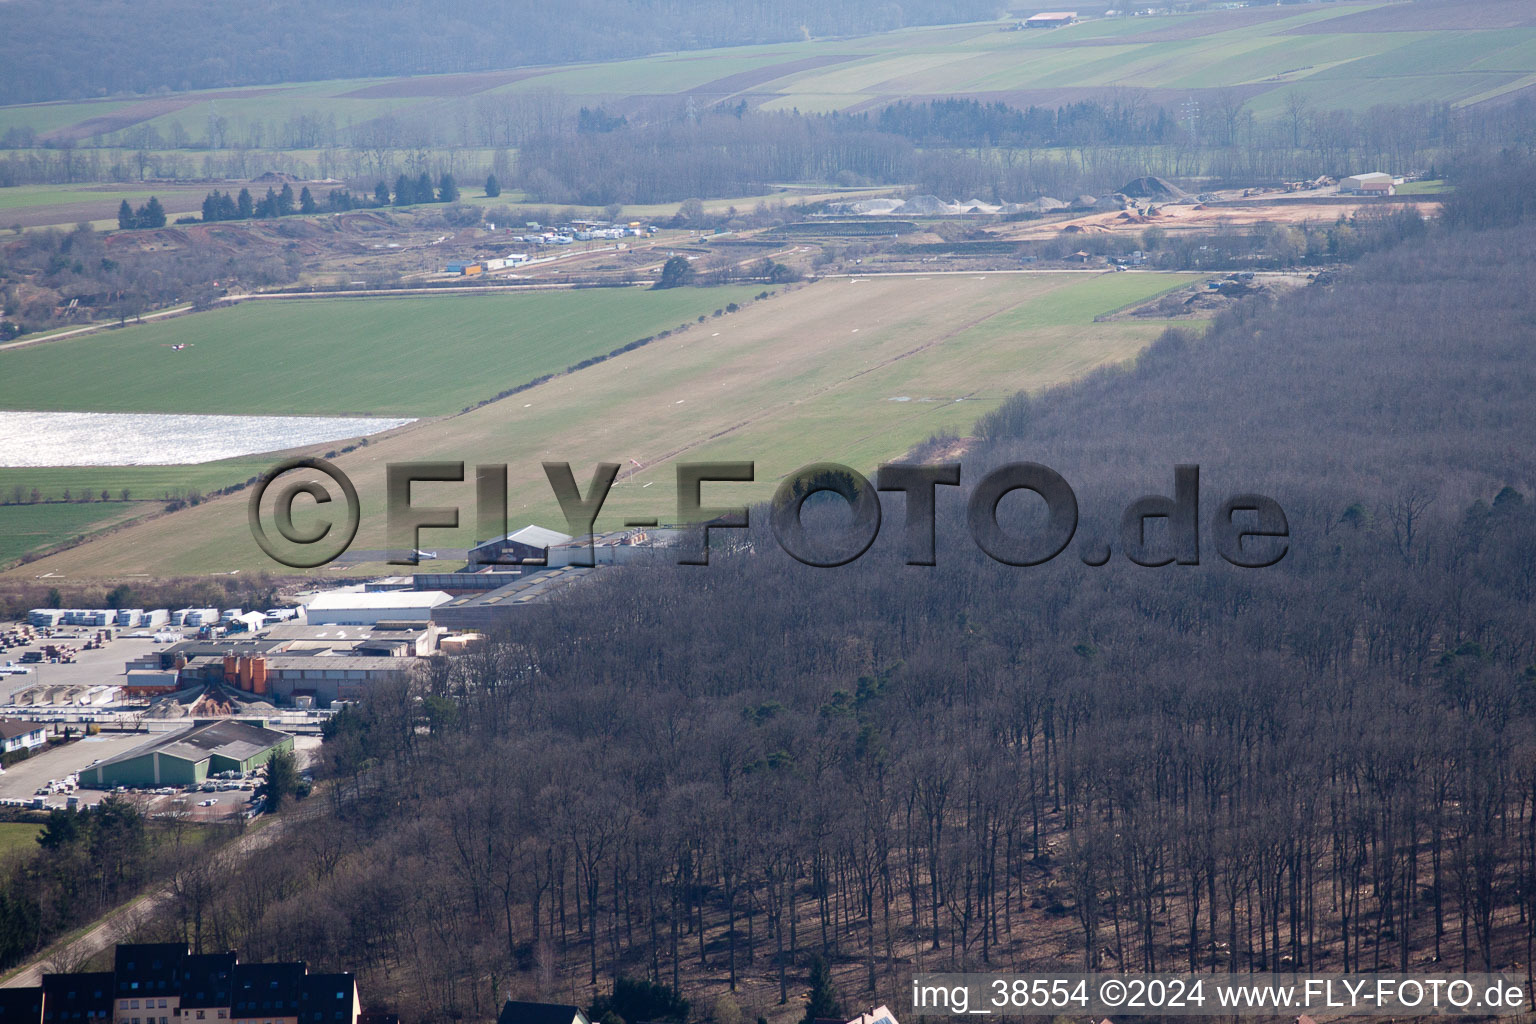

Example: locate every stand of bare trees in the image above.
[99,165,1536,1022]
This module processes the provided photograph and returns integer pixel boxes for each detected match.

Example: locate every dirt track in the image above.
[0,808,306,988]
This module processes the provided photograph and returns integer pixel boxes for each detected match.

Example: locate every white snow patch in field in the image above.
[0,411,414,467]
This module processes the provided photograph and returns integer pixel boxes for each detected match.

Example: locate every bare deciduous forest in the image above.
[82,159,1536,1021]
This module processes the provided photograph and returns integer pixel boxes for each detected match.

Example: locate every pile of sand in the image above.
[895,194,949,215]
[1117,175,1189,200]
[1001,197,1068,214]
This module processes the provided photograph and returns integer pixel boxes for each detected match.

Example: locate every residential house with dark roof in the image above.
[176,951,237,1022]
[497,1001,592,1024]
[299,974,359,1024]
[230,962,305,1024]
[42,972,114,1023]
[0,719,48,754]
[31,946,362,1024]
[0,985,44,1024]
[114,943,186,1024]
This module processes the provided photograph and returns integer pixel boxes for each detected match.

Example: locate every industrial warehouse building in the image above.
[304,590,451,625]
[1024,10,1076,27]
[260,622,438,656]
[1340,172,1396,195]
[258,656,416,704]
[79,720,293,789]
[120,627,434,704]
[467,525,573,567]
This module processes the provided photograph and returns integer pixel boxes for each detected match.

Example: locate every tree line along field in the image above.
[0,461,275,506]
[3,2,1534,153]
[0,175,889,233]
[3,271,1199,577]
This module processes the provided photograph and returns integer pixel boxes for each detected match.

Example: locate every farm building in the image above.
[79,720,293,789]
[1024,10,1077,27]
[1340,172,1395,195]
[304,590,452,625]
[468,525,573,567]
[0,720,47,754]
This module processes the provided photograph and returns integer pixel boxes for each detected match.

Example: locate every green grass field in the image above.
[1397,179,1451,195]
[0,288,763,417]
[0,502,141,566]
[0,184,174,215]
[4,272,1203,576]
[0,460,274,505]
[0,822,42,858]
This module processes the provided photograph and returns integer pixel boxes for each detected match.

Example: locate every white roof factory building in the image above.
[1024,11,1077,27]
[1341,172,1395,195]
[304,590,452,626]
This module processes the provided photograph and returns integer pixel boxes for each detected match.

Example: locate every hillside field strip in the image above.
[4,2,1536,153]
[3,271,1200,577]
[0,286,760,563]
[0,287,765,417]
[0,502,143,567]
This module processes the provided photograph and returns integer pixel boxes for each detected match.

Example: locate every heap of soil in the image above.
[1118,175,1189,200]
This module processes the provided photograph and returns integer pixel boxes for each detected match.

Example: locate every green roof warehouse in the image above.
[79,720,293,789]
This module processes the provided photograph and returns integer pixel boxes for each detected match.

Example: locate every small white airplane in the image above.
[412,550,438,560]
